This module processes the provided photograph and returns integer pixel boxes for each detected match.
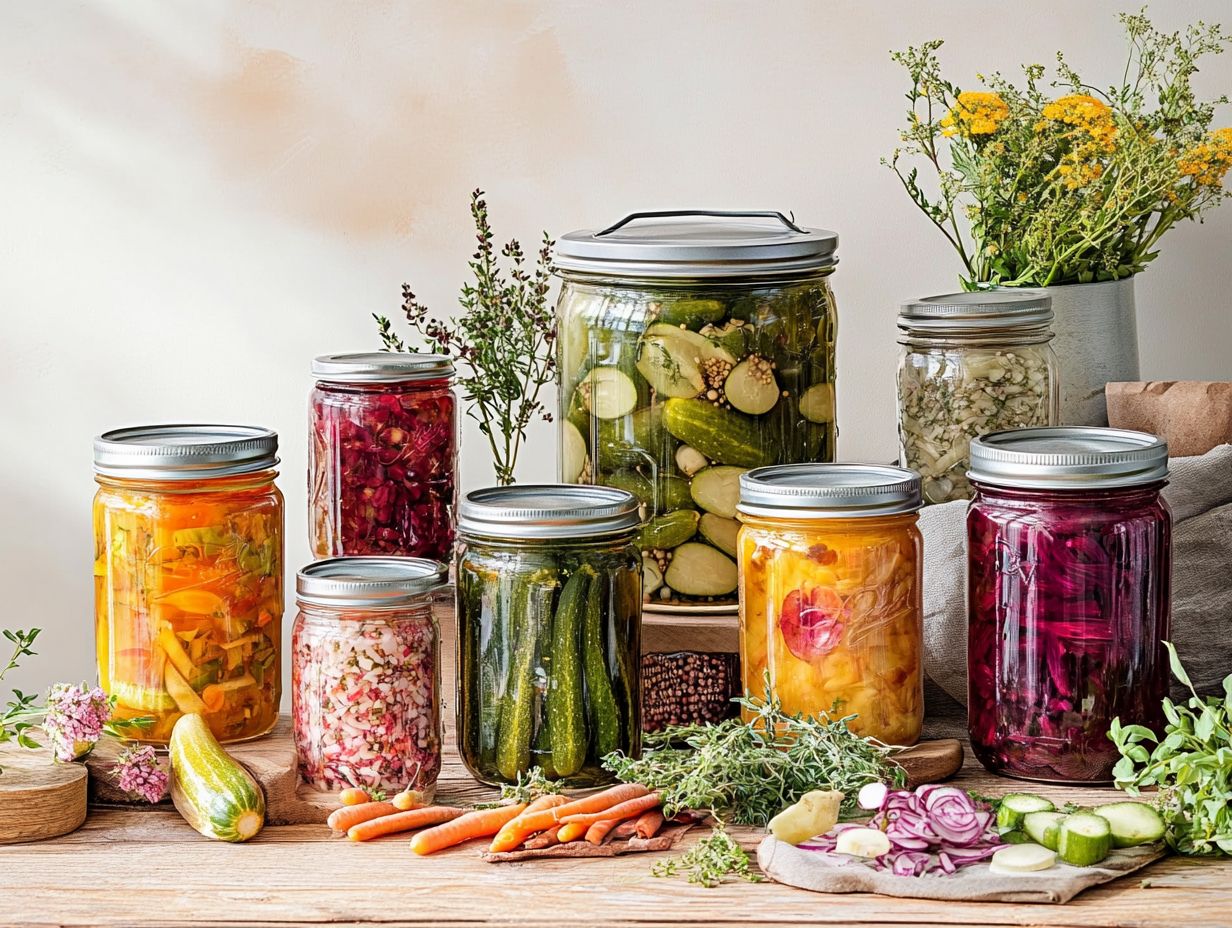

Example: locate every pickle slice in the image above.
[582,367,639,419]
[561,421,587,482]
[636,336,704,398]
[689,466,747,518]
[724,355,780,415]
[698,513,740,556]
[664,542,738,597]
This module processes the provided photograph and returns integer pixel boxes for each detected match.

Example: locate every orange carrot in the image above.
[523,824,562,849]
[327,800,399,834]
[634,809,665,839]
[555,821,588,843]
[338,788,370,806]
[409,803,526,855]
[612,819,639,839]
[585,817,623,845]
[347,806,465,842]
[489,793,571,852]
[489,784,650,852]
[558,792,662,828]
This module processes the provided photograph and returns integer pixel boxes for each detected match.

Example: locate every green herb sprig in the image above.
[651,825,763,889]
[0,629,42,772]
[375,189,556,486]
[1111,642,1232,856]
[474,765,564,808]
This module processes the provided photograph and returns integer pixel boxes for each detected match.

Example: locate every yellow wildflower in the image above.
[1178,128,1232,187]
[1039,94,1118,152]
[941,91,1009,138]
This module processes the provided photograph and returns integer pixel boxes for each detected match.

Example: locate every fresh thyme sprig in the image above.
[651,825,763,888]
[0,628,43,771]
[375,189,556,486]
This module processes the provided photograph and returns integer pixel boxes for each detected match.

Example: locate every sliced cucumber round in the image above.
[582,366,639,419]
[1092,801,1166,848]
[561,421,587,483]
[996,793,1055,832]
[724,355,779,415]
[1022,811,1066,852]
[698,513,740,557]
[689,466,747,518]
[1056,812,1112,867]
[641,557,663,596]
[636,335,704,398]
[989,843,1057,875]
[663,543,737,597]
[798,382,835,423]
[644,323,736,365]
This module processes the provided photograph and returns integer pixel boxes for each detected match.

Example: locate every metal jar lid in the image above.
[94,425,279,480]
[898,290,1053,334]
[968,427,1169,490]
[554,210,838,279]
[312,352,454,384]
[737,464,922,519]
[297,556,448,609]
[458,485,642,540]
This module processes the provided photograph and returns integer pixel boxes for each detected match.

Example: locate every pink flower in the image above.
[114,745,168,803]
[42,683,111,762]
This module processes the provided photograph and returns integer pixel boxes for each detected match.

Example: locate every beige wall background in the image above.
[3,0,1230,697]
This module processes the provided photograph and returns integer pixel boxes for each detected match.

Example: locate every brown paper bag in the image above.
[1106,381,1232,456]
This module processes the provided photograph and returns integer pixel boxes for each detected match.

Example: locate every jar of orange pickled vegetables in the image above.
[93,425,284,744]
[737,464,923,745]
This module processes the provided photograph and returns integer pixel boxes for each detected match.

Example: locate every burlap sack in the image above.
[921,443,1232,725]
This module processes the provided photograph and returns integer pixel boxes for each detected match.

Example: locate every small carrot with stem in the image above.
[327,801,399,834]
[555,821,588,844]
[488,793,569,851]
[392,787,426,811]
[410,803,526,855]
[558,792,662,828]
[338,788,370,806]
[489,784,649,852]
[348,806,465,842]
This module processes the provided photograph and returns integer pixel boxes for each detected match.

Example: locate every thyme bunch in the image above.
[376,189,556,485]
[0,628,42,772]
[651,825,763,888]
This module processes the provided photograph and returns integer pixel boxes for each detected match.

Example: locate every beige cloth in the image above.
[920,443,1232,721]
[757,836,1163,903]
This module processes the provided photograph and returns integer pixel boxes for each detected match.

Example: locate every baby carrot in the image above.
[347,806,465,842]
[392,788,425,812]
[338,788,370,806]
[585,817,622,845]
[327,801,399,834]
[634,809,665,839]
[555,821,588,844]
[410,803,526,855]
[489,784,650,853]
[522,824,562,849]
[488,793,570,852]
[558,792,662,828]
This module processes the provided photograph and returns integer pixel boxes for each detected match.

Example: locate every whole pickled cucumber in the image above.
[582,576,622,758]
[656,297,726,330]
[638,510,699,549]
[662,398,775,468]
[496,567,558,782]
[604,470,694,513]
[459,564,501,771]
[547,566,592,777]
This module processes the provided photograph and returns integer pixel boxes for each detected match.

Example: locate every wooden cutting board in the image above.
[0,743,88,844]
[892,739,964,787]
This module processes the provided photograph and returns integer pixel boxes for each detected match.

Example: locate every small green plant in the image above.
[0,628,42,770]
[652,825,763,888]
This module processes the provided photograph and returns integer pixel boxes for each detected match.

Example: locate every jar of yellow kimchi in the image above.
[93,425,284,743]
[737,464,923,744]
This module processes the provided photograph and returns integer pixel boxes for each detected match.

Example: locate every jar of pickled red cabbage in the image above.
[554,210,839,614]
[737,464,923,744]
[310,352,457,561]
[897,290,1058,504]
[292,556,445,797]
[455,485,643,786]
[967,427,1171,783]
[93,425,283,744]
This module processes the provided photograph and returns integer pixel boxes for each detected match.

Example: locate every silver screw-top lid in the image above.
[296,556,447,608]
[968,427,1169,489]
[94,425,279,480]
[457,485,642,540]
[311,352,454,384]
[898,290,1053,334]
[737,464,922,518]
[554,210,838,279]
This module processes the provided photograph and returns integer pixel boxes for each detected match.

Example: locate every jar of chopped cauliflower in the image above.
[897,290,1059,504]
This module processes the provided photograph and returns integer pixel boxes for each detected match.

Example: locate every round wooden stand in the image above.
[0,744,88,844]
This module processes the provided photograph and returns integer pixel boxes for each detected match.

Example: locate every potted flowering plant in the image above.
[888,11,1231,424]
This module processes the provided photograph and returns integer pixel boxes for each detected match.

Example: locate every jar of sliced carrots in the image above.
[93,425,284,744]
[737,464,924,745]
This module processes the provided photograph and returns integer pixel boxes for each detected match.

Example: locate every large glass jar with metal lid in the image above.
[737,464,923,745]
[455,485,642,786]
[309,352,457,561]
[897,290,1059,504]
[554,210,839,613]
[292,557,445,797]
[967,427,1172,783]
[93,425,283,744]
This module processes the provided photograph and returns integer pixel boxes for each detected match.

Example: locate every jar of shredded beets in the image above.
[737,464,924,745]
[967,426,1172,783]
[292,556,446,798]
[309,352,457,561]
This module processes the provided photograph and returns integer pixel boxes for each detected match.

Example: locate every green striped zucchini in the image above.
[169,712,265,842]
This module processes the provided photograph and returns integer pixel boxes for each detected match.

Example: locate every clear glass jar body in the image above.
[967,482,1172,782]
[557,273,838,609]
[291,599,441,795]
[898,332,1058,504]
[93,470,283,743]
[738,512,923,744]
[455,533,642,786]
[309,376,457,560]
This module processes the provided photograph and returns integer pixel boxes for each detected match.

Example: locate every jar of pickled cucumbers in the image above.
[897,290,1058,504]
[309,352,457,561]
[967,427,1171,783]
[737,464,923,745]
[455,485,642,786]
[554,210,839,613]
[93,425,284,744]
[292,556,446,797]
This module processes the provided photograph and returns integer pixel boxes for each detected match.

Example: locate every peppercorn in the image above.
[640,651,740,732]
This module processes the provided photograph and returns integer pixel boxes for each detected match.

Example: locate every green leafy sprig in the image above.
[0,628,43,769]
[651,825,763,888]
[1111,642,1232,856]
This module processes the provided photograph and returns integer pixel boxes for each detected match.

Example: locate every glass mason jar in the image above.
[93,425,283,744]
[455,485,642,786]
[554,210,839,613]
[897,290,1058,504]
[292,556,446,797]
[737,464,923,745]
[309,352,457,561]
[967,427,1172,783]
